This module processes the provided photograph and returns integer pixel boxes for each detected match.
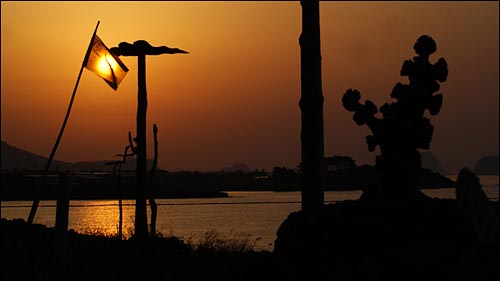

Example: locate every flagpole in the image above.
[27,21,101,224]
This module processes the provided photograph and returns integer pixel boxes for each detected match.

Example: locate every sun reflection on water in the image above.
[69,200,136,237]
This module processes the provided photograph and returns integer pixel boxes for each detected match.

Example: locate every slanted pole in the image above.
[27,21,100,224]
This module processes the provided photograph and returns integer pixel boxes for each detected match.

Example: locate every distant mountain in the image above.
[1,141,71,171]
[420,151,446,175]
[473,155,499,175]
[220,163,251,173]
[1,140,152,172]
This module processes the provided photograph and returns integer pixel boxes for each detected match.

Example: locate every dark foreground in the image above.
[2,197,499,281]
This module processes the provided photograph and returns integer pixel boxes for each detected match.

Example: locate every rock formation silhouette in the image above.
[342,35,448,202]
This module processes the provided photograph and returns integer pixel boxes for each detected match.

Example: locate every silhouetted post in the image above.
[148,124,159,237]
[115,163,123,239]
[299,0,325,214]
[117,163,123,239]
[54,172,70,268]
[55,172,70,234]
[111,41,188,240]
[135,53,149,238]
[106,143,135,239]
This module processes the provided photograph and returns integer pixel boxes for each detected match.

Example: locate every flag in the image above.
[84,35,129,90]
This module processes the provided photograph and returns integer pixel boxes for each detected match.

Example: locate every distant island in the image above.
[473,155,499,175]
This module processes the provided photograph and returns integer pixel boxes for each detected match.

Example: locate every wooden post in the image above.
[135,53,149,238]
[299,0,325,214]
[117,163,123,239]
[54,172,70,270]
[110,40,188,241]
[148,124,159,237]
[55,173,70,233]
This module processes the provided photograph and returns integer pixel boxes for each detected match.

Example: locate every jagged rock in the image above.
[455,168,499,246]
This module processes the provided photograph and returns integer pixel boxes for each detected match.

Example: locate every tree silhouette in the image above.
[325,156,357,172]
[342,35,448,201]
[299,0,324,214]
[272,166,297,178]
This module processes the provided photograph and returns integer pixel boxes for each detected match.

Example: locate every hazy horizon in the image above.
[1,2,498,173]
[2,138,495,174]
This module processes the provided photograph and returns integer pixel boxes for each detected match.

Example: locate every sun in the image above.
[97,56,111,76]
[97,54,117,77]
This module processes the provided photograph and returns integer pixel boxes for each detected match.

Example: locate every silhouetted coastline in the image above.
[0,166,454,201]
[1,139,456,201]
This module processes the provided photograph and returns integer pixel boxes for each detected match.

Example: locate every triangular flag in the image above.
[84,35,129,90]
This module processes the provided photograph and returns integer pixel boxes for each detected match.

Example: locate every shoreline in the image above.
[2,196,499,281]
[0,191,230,202]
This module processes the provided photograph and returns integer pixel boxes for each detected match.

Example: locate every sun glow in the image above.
[97,55,116,77]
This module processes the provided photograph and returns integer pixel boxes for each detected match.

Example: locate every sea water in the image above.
[2,176,498,251]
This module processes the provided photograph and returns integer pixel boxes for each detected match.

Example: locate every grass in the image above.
[191,230,257,253]
[1,218,273,281]
[78,226,258,253]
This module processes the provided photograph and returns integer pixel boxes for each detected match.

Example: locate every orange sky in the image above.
[1,1,498,173]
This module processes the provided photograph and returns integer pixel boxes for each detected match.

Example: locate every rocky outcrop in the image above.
[274,196,498,280]
[456,168,499,246]
[473,155,499,175]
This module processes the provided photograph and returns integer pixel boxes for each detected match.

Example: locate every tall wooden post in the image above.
[135,53,149,238]
[110,40,188,240]
[299,0,324,214]
[53,172,70,274]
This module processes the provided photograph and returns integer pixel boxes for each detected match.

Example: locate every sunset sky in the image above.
[1,1,498,173]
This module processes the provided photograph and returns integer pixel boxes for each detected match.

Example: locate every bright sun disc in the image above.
[97,54,119,77]
[97,56,111,75]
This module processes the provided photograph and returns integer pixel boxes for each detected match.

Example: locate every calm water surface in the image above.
[2,175,498,251]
